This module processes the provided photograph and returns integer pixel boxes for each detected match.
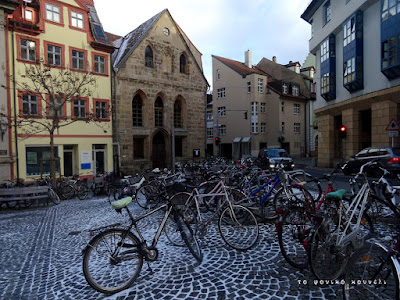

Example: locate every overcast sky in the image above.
[94,0,313,89]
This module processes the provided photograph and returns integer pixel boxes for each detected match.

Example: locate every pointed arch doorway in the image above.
[152,131,167,169]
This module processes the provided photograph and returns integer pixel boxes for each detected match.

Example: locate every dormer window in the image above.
[292,85,299,96]
[25,9,33,21]
[282,83,288,94]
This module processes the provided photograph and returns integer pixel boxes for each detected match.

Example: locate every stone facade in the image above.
[112,10,208,174]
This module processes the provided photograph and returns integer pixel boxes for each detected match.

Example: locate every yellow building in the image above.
[4,0,114,181]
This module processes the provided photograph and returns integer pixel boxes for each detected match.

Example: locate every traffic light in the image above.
[339,125,347,139]
[215,137,220,145]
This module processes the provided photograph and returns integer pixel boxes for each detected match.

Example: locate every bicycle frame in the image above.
[246,173,281,206]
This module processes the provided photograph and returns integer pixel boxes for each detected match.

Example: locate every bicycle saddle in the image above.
[111,196,133,210]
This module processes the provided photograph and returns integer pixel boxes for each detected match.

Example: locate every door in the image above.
[64,151,73,177]
[152,132,166,169]
[93,145,106,176]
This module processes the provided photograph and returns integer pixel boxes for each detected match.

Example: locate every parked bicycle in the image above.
[82,195,202,294]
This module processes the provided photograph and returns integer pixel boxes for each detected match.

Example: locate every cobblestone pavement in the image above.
[0,198,345,300]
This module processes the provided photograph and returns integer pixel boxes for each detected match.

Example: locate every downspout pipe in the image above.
[11,26,19,180]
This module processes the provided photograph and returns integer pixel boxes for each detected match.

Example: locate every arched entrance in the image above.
[152,131,167,169]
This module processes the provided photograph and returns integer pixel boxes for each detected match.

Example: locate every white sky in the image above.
[94,0,313,90]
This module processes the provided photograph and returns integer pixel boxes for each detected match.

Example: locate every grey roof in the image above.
[112,9,165,69]
[257,58,311,99]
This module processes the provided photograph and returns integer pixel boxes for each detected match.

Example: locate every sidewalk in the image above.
[293,156,335,173]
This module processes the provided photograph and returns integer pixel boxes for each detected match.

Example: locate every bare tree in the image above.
[2,59,101,186]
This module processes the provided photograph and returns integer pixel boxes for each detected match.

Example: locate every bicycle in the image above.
[58,175,89,200]
[308,160,377,281]
[342,235,400,299]
[276,168,340,269]
[82,195,202,294]
[166,180,259,251]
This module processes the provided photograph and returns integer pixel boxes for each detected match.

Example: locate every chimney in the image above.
[245,50,252,68]
[272,56,277,63]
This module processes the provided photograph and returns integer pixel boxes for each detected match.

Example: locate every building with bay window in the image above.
[3,0,114,181]
[302,0,400,167]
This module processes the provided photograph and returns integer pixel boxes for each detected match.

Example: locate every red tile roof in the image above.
[213,55,267,77]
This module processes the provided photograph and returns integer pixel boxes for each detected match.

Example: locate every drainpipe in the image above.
[11,27,19,181]
[112,67,120,175]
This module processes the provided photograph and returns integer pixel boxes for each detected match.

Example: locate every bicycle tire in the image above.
[273,185,315,216]
[366,195,400,241]
[136,185,160,209]
[82,228,143,294]
[308,217,350,280]
[61,184,74,200]
[15,199,34,209]
[77,184,89,200]
[165,192,196,247]
[48,188,60,205]
[6,199,18,209]
[342,242,400,300]
[175,212,203,263]
[290,173,322,203]
[218,204,259,251]
[278,206,313,269]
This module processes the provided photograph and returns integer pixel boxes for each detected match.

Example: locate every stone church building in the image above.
[108,9,208,174]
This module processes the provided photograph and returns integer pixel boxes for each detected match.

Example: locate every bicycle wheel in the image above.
[175,212,203,263]
[290,173,322,203]
[278,206,314,269]
[77,184,89,200]
[48,188,60,205]
[218,204,259,251]
[165,193,196,247]
[136,185,160,209]
[366,195,400,241]
[61,184,74,200]
[342,242,400,300]
[308,217,349,280]
[273,185,315,216]
[82,229,143,294]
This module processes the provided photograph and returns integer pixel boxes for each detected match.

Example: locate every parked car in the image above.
[341,147,400,176]
[257,148,294,171]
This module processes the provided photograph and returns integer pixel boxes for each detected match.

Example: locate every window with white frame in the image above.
[207,110,213,121]
[207,128,213,139]
[294,123,301,134]
[94,55,106,74]
[251,122,258,133]
[247,82,251,93]
[294,103,300,115]
[324,0,331,25]
[49,97,63,117]
[218,125,226,135]
[292,85,299,96]
[46,3,60,23]
[71,11,83,29]
[251,102,258,116]
[217,106,226,117]
[20,39,36,62]
[258,78,263,93]
[343,16,355,46]
[72,50,85,70]
[260,102,266,113]
[282,83,288,94]
[73,99,86,118]
[47,44,61,66]
[261,122,266,133]
[320,38,330,63]
[95,101,108,120]
[217,88,225,99]
[22,94,38,116]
